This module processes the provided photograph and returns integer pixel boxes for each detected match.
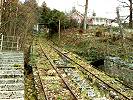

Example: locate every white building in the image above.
[69,9,119,27]
[89,17,119,27]
[91,17,111,25]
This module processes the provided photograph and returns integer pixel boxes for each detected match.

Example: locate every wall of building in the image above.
[70,11,83,23]
[70,11,119,27]
[91,17,112,26]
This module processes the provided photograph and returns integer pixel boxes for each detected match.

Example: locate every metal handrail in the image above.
[0,35,20,51]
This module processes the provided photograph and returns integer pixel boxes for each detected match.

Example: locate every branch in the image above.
[78,4,85,7]
[123,5,129,7]
[77,1,85,7]
[121,15,130,21]
[125,15,130,20]
[117,0,130,7]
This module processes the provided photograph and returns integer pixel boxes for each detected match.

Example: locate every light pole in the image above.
[83,0,88,33]
[58,20,61,42]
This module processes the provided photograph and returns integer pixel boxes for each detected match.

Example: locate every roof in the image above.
[69,10,84,18]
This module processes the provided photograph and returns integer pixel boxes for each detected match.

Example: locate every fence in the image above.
[0,34,20,51]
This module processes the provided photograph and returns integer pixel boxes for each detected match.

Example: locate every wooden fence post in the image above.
[0,35,3,51]
[16,37,20,51]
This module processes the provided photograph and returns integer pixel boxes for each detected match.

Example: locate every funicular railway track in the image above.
[33,41,79,100]
[33,38,133,100]
[52,41,133,91]
[39,44,78,100]
[48,43,133,100]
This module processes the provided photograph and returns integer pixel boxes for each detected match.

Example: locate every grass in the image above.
[24,72,37,100]
[49,82,60,90]
[57,95,63,100]
[49,30,133,89]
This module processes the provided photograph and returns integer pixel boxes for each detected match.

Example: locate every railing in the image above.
[0,34,20,51]
[0,34,3,51]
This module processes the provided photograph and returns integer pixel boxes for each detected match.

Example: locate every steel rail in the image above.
[51,40,133,90]
[49,44,132,100]
[38,43,79,100]
[34,65,48,100]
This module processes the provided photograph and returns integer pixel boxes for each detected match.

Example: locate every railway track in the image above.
[39,44,79,100]
[52,41,133,90]
[48,42,133,100]
[32,38,133,100]
[33,40,80,100]
[34,41,110,100]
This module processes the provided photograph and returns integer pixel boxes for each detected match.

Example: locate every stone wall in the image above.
[104,56,133,88]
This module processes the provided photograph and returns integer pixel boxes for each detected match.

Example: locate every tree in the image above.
[1,0,38,35]
[19,0,38,65]
[129,0,132,28]
[39,2,76,36]
[1,0,19,35]
[1,0,38,50]
[0,0,39,64]
[118,0,132,28]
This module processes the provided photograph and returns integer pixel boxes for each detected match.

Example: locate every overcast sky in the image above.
[21,0,129,19]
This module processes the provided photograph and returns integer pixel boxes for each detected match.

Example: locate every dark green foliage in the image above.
[39,2,78,37]
[68,19,79,28]
[68,39,104,61]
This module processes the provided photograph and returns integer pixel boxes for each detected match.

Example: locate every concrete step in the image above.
[0,67,23,70]
[0,59,24,62]
[0,90,24,99]
[0,70,23,76]
[0,84,24,91]
[0,78,23,84]
[0,64,24,67]
[0,99,24,100]
[0,52,24,56]
[0,63,23,66]
[0,52,24,99]
[0,52,24,65]
[0,75,24,78]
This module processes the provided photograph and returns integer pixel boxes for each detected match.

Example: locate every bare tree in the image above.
[118,0,132,28]
[0,0,3,27]
[129,0,132,28]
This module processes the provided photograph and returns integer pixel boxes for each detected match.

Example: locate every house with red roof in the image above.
[69,8,118,27]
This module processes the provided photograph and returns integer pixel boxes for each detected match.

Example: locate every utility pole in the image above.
[129,0,132,28]
[83,0,88,33]
[116,7,123,38]
[58,20,61,42]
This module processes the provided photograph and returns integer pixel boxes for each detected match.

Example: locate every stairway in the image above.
[0,52,24,100]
